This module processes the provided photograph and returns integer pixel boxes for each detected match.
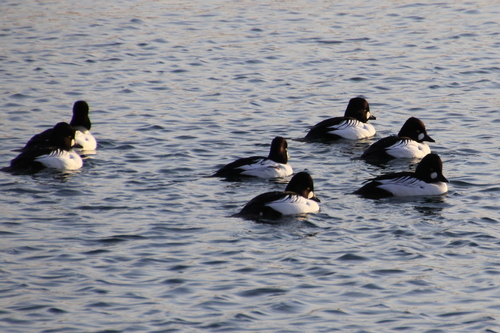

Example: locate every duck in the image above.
[70,100,97,151]
[304,97,376,141]
[235,172,320,219]
[213,136,292,179]
[19,101,97,152]
[360,117,434,160]
[6,122,83,173]
[353,153,448,198]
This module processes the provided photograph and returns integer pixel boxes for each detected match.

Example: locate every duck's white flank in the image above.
[265,194,320,215]
[328,120,376,140]
[35,150,83,170]
[377,176,448,197]
[238,159,293,178]
[385,140,431,159]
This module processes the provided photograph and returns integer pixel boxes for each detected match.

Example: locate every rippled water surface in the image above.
[2,1,500,332]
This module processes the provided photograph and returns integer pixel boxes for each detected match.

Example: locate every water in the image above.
[1,0,500,332]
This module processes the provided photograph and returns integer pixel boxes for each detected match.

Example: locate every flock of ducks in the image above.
[4,98,448,222]
[213,97,448,220]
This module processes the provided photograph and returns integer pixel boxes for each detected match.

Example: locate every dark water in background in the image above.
[2,1,500,332]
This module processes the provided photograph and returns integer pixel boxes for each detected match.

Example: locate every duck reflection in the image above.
[414,196,446,216]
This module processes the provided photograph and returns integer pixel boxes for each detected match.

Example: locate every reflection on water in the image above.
[414,197,446,217]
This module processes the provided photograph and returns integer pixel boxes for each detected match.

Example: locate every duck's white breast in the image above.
[74,128,97,150]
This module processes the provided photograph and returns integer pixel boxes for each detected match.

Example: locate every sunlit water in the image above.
[2,1,500,332]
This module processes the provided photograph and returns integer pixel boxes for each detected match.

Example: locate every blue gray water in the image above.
[2,1,500,332]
